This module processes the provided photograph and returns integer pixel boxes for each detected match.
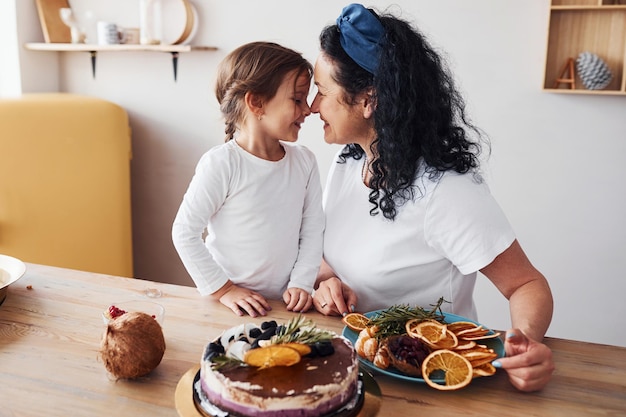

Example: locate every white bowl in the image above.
[102,300,165,325]
[0,254,27,306]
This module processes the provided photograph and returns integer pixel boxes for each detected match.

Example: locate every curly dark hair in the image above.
[319,8,487,220]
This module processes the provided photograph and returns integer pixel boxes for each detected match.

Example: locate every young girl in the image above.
[172,42,324,317]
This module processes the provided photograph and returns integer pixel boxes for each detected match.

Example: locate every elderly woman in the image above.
[310,3,554,392]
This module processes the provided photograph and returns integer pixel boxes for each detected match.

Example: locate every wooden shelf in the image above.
[551,5,626,9]
[543,1,626,95]
[24,43,217,52]
[24,43,218,80]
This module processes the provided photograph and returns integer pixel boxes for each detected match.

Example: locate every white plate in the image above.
[161,0,198,45]
[180,4,198,45]
[0,254,26,289]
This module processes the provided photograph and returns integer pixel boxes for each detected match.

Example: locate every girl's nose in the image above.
[302,102,312,117]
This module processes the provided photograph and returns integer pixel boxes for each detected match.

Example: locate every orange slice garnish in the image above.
[244,345,302,369]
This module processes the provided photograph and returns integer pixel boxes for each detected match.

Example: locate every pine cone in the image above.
[576,52,612,90]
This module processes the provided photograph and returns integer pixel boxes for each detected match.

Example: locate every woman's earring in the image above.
[258,114,264,121]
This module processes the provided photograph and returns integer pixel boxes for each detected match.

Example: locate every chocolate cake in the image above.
[197,318,361,417]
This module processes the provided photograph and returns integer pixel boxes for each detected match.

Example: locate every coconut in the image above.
[100,311,166,379]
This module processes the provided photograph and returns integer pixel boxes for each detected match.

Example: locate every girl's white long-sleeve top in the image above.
[172,140,324,299]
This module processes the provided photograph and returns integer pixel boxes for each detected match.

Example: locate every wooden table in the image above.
[1,264,624,416]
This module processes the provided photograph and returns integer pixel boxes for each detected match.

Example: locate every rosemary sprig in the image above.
[369,297,448,339]
[270,315,334,345]
[210,355,246,371]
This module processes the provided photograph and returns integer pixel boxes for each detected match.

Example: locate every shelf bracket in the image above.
[90,51,97,79]
[553,58,576,90]
[171,52,179,81]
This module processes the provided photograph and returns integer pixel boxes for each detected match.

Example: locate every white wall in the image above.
[0,1,20,97]
[12,0,626,347]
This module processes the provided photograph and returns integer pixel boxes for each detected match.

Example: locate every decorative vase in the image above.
[140,0,162,45]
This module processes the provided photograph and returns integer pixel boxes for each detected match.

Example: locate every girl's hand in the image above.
[313,277,358,316]
[493,329,555,392]
[214,281,272,317]
[283,288,313,312]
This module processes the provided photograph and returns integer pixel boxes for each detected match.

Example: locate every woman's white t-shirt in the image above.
[172,140,324,299]
[322,152,515,319]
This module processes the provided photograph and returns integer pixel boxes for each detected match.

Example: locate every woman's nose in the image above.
[310,94,320,114]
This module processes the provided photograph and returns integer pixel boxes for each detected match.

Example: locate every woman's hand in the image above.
[283,288,313,313]
[481,239,554,391]
[493,329,555,392]
[213,281,272,317]
[313,277,358,316]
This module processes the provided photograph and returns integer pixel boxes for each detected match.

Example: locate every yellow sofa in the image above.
[0,93,133,277]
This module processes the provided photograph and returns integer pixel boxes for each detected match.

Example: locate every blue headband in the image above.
[336,3,384,74]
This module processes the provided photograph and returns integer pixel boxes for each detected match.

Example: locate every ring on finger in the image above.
[320,302,328,308]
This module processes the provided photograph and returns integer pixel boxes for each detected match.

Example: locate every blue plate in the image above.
[341,310,505,383]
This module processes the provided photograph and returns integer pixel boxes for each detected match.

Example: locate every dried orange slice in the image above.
[452,323,501,341]
[244,345,301,369]
[447,321,480,332]
[342,313,371,332]
[406,319,442,339]
[453,340,477,350]
[460,331,502,341]
[406,319,458,349]
[459,350,498,367]
[421,349,473,391]
[473,362,497,377]
[455,324,485,334]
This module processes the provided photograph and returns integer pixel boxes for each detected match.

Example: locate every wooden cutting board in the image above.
[35,0,71,43]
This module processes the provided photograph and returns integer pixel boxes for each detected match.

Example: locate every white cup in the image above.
[97,21,124,45]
